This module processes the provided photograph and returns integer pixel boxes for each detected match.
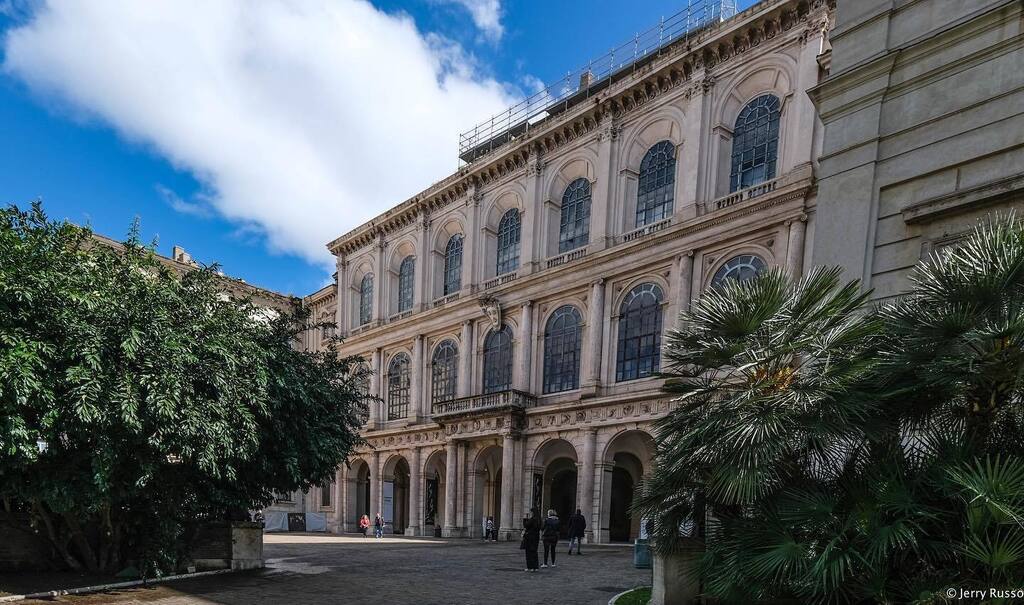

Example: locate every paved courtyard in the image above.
[24,533,650,605]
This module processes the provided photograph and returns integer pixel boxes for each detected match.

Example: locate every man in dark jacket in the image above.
[541,509,560,567]
[567,508,587,555]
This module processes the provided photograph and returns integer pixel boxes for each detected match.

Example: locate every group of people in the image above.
[520,508,587,572]
[358,513,385,538]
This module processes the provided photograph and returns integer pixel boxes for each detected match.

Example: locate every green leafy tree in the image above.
[0,202,366,574]
[636,218,1024,604]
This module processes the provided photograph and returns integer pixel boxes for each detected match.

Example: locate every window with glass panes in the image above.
[431,340,458,405]
[496,210,521,275]
[636,141,676,227]
[443,235,463,295]
[543,306,582,393]
[729,94,781,193]
[397,256,415,312]
[359,274,374,325]
[482,325,513,394]
[616,283,664,382]
[558,179,591,253]
[711,255,767,288]
[387,353,410,420]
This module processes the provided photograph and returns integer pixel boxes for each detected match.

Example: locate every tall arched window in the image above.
[359,273,374,325]
[353,361,370,424]
[431,340,458,405]
[711,254,767,288]
[482,324,513,394]
[616,283,664,382]
[496,209,521,275]
[397,255,415,313]
[637,141,676,227]
[559,179,591,253]
[443,235,463,296]
[730,94,781,193]
[543,306,583,394]
[386,353,410,420]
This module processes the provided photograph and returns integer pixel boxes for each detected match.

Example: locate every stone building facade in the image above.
[293,0,837,543]
[811,0,1024,301]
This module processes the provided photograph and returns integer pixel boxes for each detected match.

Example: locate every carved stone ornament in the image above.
[478,294,502,329]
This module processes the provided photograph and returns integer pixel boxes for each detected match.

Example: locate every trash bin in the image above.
[634,538,652,569]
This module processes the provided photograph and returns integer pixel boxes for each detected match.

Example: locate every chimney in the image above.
[172,245,194,265]
[579,70,595,89]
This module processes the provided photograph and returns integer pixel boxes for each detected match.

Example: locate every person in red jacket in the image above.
[358,514,370,538]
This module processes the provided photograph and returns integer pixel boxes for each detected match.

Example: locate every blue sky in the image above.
[0,0,758,296]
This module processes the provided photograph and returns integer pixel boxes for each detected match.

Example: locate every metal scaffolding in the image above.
[457,0,743,164]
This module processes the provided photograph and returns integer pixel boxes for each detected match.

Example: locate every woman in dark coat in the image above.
[522,508,541,572]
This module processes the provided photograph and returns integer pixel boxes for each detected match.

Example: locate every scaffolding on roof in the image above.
[457,0,741,164]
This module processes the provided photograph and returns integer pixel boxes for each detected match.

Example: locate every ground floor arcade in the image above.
[331,398,668,544]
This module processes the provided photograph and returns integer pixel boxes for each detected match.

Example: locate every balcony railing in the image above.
[712,177,781,211]
[431,389,538,418]
[622,217,672,243]
[546,247,588,268]
[432,292,460,309]
[483,271,518,290]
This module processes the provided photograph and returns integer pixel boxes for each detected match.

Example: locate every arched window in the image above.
[616,283,664,382]
[543,306,583,394]
[321,483,332,507]
[397,255,415,313]
[730,94,781,193]
[431,340,459,405]
[637,141,676,227]
[386,353,410,420]
[496,209,521,275]
[359,273,374,325]
[711,254,767,288]
[353,362,370,423]
[443,235,463,296]
[482,324,513,394]
[559,179,591,253]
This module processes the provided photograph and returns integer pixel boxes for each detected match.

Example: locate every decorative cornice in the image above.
[326,0,834,258]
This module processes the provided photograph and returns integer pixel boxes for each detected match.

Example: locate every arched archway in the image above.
[599,430,655,543]
[422,450,448,536]
[346,459,371,531]
[533,439,579,537]
[382,455,411,534]
[473,445,503,538]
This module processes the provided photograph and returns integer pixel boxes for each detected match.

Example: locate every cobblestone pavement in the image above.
[24,534,651,605]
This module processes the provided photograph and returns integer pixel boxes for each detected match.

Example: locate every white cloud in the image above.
[2,0,518,270]
[155,184,213,219]
[435,0,504,41]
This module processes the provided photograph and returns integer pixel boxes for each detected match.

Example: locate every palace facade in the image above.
[262,0,837,542]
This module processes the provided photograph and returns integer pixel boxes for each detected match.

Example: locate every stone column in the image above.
[375,235,387,324]
[456,441,468,535]
[369,348,382,428]
[584,279,605,387]
[407,447,422,536]
[591,117,619,251]
[676,252,694,329]
[515,301,534,391]
[411,335,424,422]
[335,255,348,336]
[593,462,615,544]
[443,440,459,537]
[579,429,597,542]
[334,466,346,534]
[466,184,482,289]
[521,148,543,274]
[370,450,381,520]
[786,215,808,278]
[457,320,474,397]
[499,433,515,539]
[416,213,430,311]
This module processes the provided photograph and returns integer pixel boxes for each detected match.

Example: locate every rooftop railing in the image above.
[458,0,739,163]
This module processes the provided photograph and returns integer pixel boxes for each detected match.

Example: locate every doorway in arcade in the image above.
[533,438,579,538]
[382,456,410,534]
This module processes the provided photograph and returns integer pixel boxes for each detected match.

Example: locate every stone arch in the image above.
[542,153,599,258]
[618,108,686,234]
[386,238,417,316]
[472,443,504,536]
[380,453,411,534]
[421,449,448,534]
[530,438,579,534]
[701,243,776,291]
[345,458,372,530]
[349,257,376,328]
[482,186,527,232]
[598,429,656,542]
[430,214,468,300]
[612,275,671,312]
[711,56,798,197]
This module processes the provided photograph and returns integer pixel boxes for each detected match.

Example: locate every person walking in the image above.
[566,508,587,555]
[359,514,370,538]
[522,508,541,572]
[485,516,496,541]
[374,512,384,539]
[541,509,560,568]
